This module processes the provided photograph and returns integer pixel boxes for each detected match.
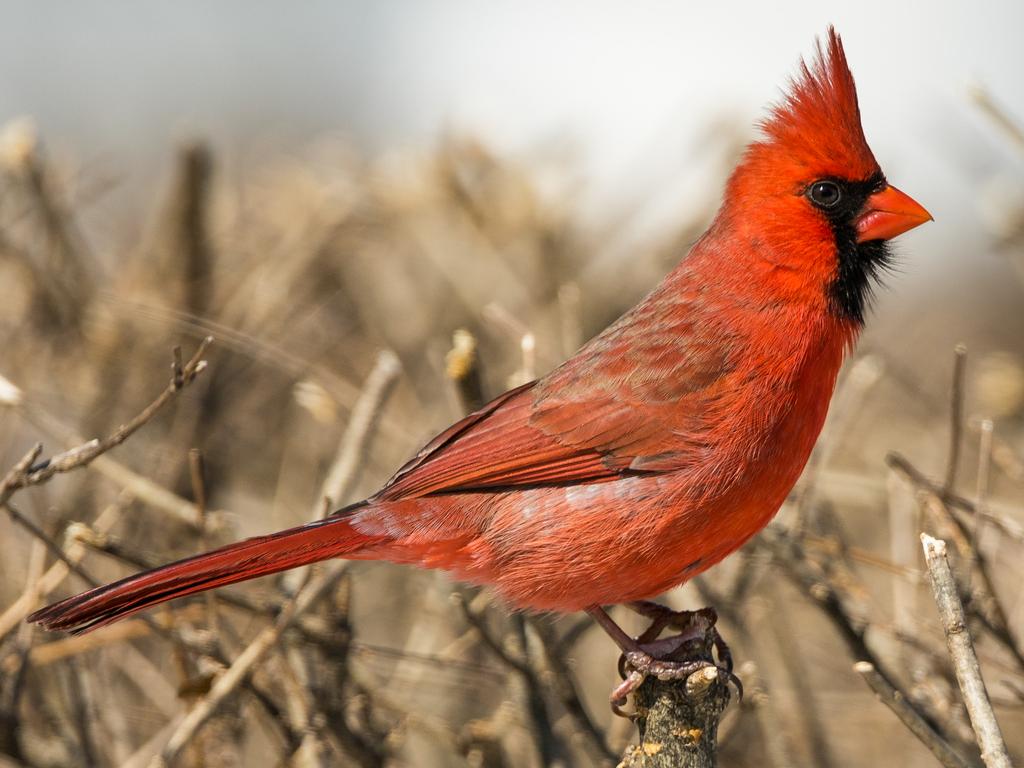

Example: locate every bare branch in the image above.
[855,661,973,768]
[151,564,348,767]
[452,593,530,676]
[526,616,617,764]
[889,453,1024,545]
[315,349,401,519]
[920,534,1012,768]
[945,344,968,494]
[619,649,731,767]
[0,496,129,638]
[0,338,213,521]
[969,84,1024,155]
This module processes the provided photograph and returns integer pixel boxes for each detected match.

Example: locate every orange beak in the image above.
[855,184,932,243]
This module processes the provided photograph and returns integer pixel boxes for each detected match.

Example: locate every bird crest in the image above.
[758,27,880,182]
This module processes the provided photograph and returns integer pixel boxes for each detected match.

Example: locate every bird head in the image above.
[719,27,931,325]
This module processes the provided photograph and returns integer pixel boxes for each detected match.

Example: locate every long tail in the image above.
[28,511,382,635]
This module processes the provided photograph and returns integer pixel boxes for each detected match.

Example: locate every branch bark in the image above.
[921,534,1012,768]
[855,661,973,768]
[619,665,731,768]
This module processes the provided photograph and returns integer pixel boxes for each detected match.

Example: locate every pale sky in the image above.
[1,1,1022,280]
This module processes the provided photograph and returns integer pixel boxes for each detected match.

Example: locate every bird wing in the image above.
[376,306,733,501]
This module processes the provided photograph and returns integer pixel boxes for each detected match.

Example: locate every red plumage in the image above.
[29,28,931,636]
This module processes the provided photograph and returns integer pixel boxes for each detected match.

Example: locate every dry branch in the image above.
[944,344,968,494]
[855,661,972,768]
[150,564,349,767]
[619,666,731,768]
[0,496,130,639]
[921,534,1012,768]
[314,349,402,518]
[1,337,211,500]
[0,338,216,643]
[281,349,401,767]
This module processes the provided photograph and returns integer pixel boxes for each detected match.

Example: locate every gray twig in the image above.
[855,661,973,768]
[920,534,1012,768]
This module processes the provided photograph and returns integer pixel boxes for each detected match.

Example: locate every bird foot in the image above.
[608,604,742,718]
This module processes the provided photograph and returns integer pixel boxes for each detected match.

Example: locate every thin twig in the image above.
[855,661,972,768]
[453,594,565,766]
[889,453,1024,545]
[0,605,208,674]
[151,564,348,767]
[0,540,45,765]
[1,499,100,591]
[281,355,400,621]
[920,534,1012,768]
[453,593,529,676]
[945,344,968,494]
[276,351,399,765]
[888,469,920,667]
[189,448,221,632]
[2,370,224,531]
[2,337,212,498]
[892,453,1024,672]
[527,616,616,764]
[760,525,965,749]
[0,339,215,534]
[314,349,401,519]
[510,615,559,767]
[0,341,215,647]
[970,420,995,592]
[0,495,128,639]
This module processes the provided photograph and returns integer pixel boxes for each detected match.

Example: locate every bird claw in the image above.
[608,604,742,717]
[611,653,737,716]
[611,670,646,719]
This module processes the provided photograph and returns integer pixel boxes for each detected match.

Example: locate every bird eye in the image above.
[807,180,842,209]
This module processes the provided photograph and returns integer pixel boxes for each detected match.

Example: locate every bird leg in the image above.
[586,603,741,718]
[626,600,735,674]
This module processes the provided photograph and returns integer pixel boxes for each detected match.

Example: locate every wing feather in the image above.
[376,292,735,501]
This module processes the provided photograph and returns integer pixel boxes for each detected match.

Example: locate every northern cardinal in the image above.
[30,28,929,698]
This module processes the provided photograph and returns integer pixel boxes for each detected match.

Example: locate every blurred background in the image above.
[1,2,1023,766]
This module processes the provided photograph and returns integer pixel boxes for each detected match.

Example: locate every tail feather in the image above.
[28,513,381,635]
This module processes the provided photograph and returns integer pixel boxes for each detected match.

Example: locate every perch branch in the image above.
[618,641,731,767]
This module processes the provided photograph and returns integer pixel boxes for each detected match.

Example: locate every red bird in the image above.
[30,29,930,699]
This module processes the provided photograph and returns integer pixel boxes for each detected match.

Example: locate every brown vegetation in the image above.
[1,100,1023,766]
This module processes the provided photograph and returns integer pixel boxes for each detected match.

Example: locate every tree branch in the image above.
[921,534,1012,768]
[855,661,973,768]
[619,665,731,768]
